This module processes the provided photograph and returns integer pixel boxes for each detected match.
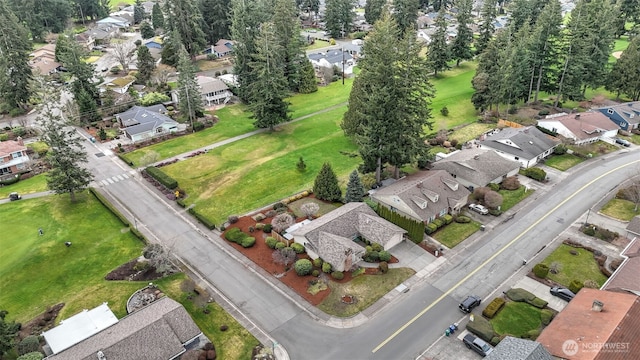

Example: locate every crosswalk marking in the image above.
[97,172,135,187]
[116,175,124,181]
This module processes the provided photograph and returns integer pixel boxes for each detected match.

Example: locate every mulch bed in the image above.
[18,303,65,339]
[105,258,166,281]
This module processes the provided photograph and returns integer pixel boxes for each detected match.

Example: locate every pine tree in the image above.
[164,0,207,58]
[273,0,307,92]
[325,0,355,39]
[526,0,562,103]
[0,0,33,111]
[508,0,532,31]
[427,8,450,75]
[134,0,145,24]
[476,0,497,55]
[471,30,509,113]
[394,0,419,34]
[364,0,385,25]
[345,170,365,202]
[450,0,473,67]
[39,108,94,202]
[606,35,640,100]
[298,59,318,93]
[230,0,264,101]
[140,21,155,39]
[176,46,204,125]
[200,0,231,44]
[9,0,72,42]
[161,31,181,67]
[313,163,342,202]
[500,25,532,108]
[152,2,164,29]
[136,45,156,85]
[247,22,291,130]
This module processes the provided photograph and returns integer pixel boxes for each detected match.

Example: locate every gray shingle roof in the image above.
[46,297,202,360]
[479,126,559,160]
[627,216,640,236]
[431,148,521,186]
[115,105,177,136]
[485,337,552,360]
[599,101,640,126]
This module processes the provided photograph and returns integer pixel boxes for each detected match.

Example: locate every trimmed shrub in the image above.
[540,309,554,325]
[554,144,567,155]
[228,215,239,224]
[488,183,500,191]
[568,279,584,294]
[379,261,388,273]
[322,262,332,273]
[275,242,286,250]
[379,251,391,262]
[313,258,323,267]
[371,243,383,252]
[273,202,287,211]
[455,215,471,223]
[17,353,44,360]
[432,218,444,228]
[176,198,186,208]
[425,222,438,234]
[466,316,495,343]
[294,259,313,275]
[442,214,453,224]
[533,263,549,279]
[583,279,599,288]
[263,224,273,233]
[527,297,548,309]
[501,176,520,190]
[291,242,305,254]
[331,271,344,280]
[505,288,535,302]
[145,166,178,189]
[17,336,40,355]
[129,227,147,243]
[117,153,134,166]
[482,297,505,319]
[523,167,547,182]
[240,236,256,248]
[225,228,244,242]
[526,329,540,340]
[364,251,379,262]
[265,237,278,249]
[312,269,320,277]
[488,208,502,216]
[583,226,596,236]
[189,208,216,230]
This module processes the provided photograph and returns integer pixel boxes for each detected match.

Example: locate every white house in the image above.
[114,105,180,143]
[478,126,559,168]
[170,76,232,107]
[537,111,619,145]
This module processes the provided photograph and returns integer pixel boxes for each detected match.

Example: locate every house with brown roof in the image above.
[370,170,471,225]
[171,76,232,106]
[536,288,640,360]
[0,138,31,181]
[29,44,61,75]
[44,297,203,360]
[430,148,521,191]
[602,236,640,294]
[537,112,619,145]
[290,202,406,271]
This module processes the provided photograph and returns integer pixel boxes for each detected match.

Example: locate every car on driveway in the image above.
[9,192,21,201]
[459,295,482,313]
[462,333,493,357]
[615,138,631,147]
[550,286,575,301]
[469,203,489,215]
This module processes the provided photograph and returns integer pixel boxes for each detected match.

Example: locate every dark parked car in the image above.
[459,295,482,313]
[463,333,494,357]
[9,192,21,201]
[550,286,575,301]
[615,138,631,147]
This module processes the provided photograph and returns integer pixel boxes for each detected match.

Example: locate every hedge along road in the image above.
[372,156,640,354]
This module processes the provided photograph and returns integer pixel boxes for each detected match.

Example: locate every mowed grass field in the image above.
[163,106,361,224]
[429,62,477,133]
[0,173,48,198]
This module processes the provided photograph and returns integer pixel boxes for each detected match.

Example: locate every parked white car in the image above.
[469,203,489,215]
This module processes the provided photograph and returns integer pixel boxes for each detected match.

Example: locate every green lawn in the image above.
[288,77,353,118]
[0,173,49,198]
[164,106,361,225]
[287,197,341,218]
[431,220,482,248]
[429,62,478,134]
[109,0,135,9]
[491,302,542,337]
[499,186,535,212]
[541,244,609,288]
[306,39,332,50]
[600,198,640,221]
[449,123,495,143]
[544,154,585,171]
[317,268,415,317]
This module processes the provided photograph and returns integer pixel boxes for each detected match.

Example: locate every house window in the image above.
[0,167,12,174]
[156,127,164,133]
[16,163,26,170]
[12,152,23,159]
[607,109,614,114]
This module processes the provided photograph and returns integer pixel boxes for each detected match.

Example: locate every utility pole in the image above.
[185,86,195,133]
[78,3,86,27]
[342,47,345,85]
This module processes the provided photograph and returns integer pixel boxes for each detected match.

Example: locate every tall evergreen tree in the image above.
[200,0,231,44]
[394,0,419,34]
[10,0,72,42]
[324,0,356,39]
[313,163,342,202]
[427,8,450,75]
[247,22,291,130]
[606,35,640,100]
[298,59,318,93]
[134,0,145,24]
[476,0,497,54]
[160,30,181,67]
[39,106,94,202]
[136,45,156,85]
[364,0,385,25]
[164,0,207,58]
[500,25,532,108]
[526,0,562,103]
[0,0,33,111]
[471,30,509,113]
[176,47,204,125]
[273,0,308,92]
[75,0,109,21]
[508,0,532,31]
[152,2,164,29]
[140,21,155,39]
[345,170,365,202]
[450,0,473,66]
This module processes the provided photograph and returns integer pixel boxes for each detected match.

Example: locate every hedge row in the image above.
[482,297,505,319]
[88,188,130,226]
[145,166,178,189]
[224,227,256,248]
[188,207,216,230]
[117,154,134,166]
[523,167,546,182]
[466,316,495,343]
[130,227,148,244]
[376,204,425,242]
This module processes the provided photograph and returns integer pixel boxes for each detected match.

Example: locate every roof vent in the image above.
[592,300,604,312]
[529,141,533,145]
[473,155,480,160]
[575,114,580,119]
[97,351,106,360]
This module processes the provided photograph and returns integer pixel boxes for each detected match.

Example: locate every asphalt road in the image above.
[78,131,640,360]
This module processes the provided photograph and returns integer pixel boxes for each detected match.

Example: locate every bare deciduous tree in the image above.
[272,213,294,233]
[153,64,174,86]
[622,183,640,212]
[143,243,177,275]
[272,247,296,266]
[484,190,503,209]
[111,42,136,73]
[300,202,320,219]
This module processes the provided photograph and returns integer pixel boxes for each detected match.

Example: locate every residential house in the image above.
[104,76,136,94]
[370,170,471,225]
[44,297,203,360]
[110,11,134,26]
[478,126,559,168]
[205,39,234,58]
[537,112,619,145]
[29,44,61,75]
[308,49,355,75]
[290,202,406,272]
[144,37,163,49]
[74,32,95,50]
[626,216,640,239]
[170,76,232,107]
[115,105,179,143]
[81,27,115,46]
[430,148,521,191]
[598,101,640,131]
[485,337,552,360]
[97,16,131,29]
[602,236,640,294]
[536,288,640,360]
[342,40,362,58]
[0,138,31,180]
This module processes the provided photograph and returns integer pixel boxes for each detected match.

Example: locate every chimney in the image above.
[416,181,422,188]
[16,136,23,146]
[473,155,480,160]
[592,300,604,312]
[575,114,581,119]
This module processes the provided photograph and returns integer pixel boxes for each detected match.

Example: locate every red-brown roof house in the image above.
[602,237,640,294]
[537,288,640,360]
[0,138,30,180]
[537,112,620,145]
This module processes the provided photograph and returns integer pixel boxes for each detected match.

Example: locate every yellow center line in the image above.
[372,158,640,353]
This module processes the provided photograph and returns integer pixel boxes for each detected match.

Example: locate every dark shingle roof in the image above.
[431,148,521,186]
[479,126,559,160]
[599,101,640,126]
[485,337,552,360]
[627,216,640,236]
[115,105,177,136]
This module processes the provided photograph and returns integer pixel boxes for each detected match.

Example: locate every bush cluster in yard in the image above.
[224,228,255,248]
[265,236,278,249]
[145,166,178,189]
[482,297,505,319]
[331,271,344,280]
[581,224,618,242]
[501,176,521,190]
[523,167,547,182]
[294,259,313,275]
[533,263,549,278]
[569,279,584,294]
[455,215,471,223]
[466,316,495,343]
